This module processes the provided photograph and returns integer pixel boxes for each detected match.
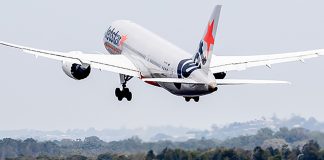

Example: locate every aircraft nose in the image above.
[208,82,218,92]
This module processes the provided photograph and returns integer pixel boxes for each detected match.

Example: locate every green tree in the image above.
[266,147,281,160]
[281,144,291,160]
[145,150,155,160]
[287,147,301,160]
[302,140,320,160]
[67,155,88,160]
[318,150,324,160]
[97,153,114,160]
[252,146,268,160]
[220,149,240,160]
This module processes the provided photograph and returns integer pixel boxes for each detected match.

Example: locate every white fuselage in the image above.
[104,20,217,97]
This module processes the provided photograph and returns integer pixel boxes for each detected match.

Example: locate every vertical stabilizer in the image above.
[192,5,222,72]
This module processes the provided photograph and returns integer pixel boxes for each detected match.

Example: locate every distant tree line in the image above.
[1,127,324,159]
[146,140,324,160]
[4,140,324,160]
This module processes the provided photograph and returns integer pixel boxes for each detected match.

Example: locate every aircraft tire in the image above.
[124,88,130,94]
[115,88,124,101]
[117,95,123,101]
[115,88,121,97]
[126,92,132,101]
[115,87,132,101]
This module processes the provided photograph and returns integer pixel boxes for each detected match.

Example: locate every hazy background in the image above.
[0,0,323,131]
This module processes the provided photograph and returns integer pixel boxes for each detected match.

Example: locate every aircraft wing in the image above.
[0,41,140,77]
[210,49,324,73]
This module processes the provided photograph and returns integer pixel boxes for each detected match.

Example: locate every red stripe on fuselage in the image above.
[144,81,161,87]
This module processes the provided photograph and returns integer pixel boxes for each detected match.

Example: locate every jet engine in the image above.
[62,62,91,80]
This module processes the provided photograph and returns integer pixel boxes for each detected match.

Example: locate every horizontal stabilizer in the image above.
[141,78,205,84]
[142,78,290,85]
[217,79,291,85]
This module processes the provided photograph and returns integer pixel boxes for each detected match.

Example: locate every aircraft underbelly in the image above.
[159,82,212,97]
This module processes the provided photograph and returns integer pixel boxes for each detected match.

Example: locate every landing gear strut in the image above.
[115,75,133,101]
[184,97,200,102]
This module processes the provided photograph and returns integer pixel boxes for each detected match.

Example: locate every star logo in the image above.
[203,20,215,54]
[119,35,127,47]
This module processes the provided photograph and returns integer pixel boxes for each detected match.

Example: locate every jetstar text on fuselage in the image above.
[105,26,122,46]
[104,26,124,55]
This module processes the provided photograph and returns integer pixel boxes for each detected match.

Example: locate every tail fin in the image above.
[192,5,222,72]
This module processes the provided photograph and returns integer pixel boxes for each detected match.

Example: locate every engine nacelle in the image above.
[62,62,91,80]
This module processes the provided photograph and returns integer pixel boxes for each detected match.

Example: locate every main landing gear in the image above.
[184,97,200,102]
[115,75,133,101]
[115,86,132,101]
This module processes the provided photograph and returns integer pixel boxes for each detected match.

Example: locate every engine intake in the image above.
[62,62,91,80]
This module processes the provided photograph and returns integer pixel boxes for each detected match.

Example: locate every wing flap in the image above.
[23,50,81,64]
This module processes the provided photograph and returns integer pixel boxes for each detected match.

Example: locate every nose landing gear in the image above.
[184,97,200,102]
[115,74,133,101]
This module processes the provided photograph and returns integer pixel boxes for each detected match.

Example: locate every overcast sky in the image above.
[0,0,323,131]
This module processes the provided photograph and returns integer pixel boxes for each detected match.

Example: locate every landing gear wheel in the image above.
[184,97,200,102]
[115,88,123,101]
[115,88,121,97]
[117,95,123,101]
[124,88,130,94]
[123,88,132,101]
[126,92,132,101]
[115,87,133,101]
[193,97,200,102]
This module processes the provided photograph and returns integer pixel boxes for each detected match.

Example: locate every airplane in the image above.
[0,5,323,102]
